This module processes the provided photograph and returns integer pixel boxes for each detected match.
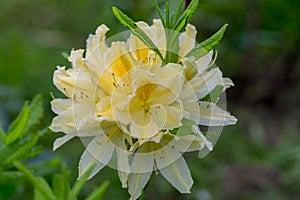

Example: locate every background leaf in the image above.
[186,24,228,60]
[5,102,29,145]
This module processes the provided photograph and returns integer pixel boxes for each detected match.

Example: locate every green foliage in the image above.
[114,0,205,64]
[172,0,199,32]
[0,96,109,200]
[0,0,299,199]
[15,161,109,200]
[186,24,228,60]
[5,102,30,145]
[0,95,44,168]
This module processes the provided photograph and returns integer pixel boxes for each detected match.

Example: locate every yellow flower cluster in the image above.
[50,20,237,199]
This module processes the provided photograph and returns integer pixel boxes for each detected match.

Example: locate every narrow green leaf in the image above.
[62,166,72,200]
[4,132,40,165]
[112,7,164,61]
[172,0,199,32]
[14,161,56,200]
[5,102,30,144]
[53,174,65,200]
[24,94,44,134]
[0,145,12,165]
[151,0,165,27]
[165,0,170,28]
[85,180,110,200]
[165,32,180,63]
[186,24,228,60]
[172,0,185,27]
[201,85,224,103]
[69,164,96,200]
[33,177,55,200]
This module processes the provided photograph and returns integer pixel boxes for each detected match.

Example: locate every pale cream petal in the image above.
[131,143,154,173]
[149,103,167,130]
[50,102,97,136]
[78,135,115,179]
[158,156,193,193]
[221,77,234,91]
[128,172,152,200]
[192,125,213,151]
[181,57,198,81]
[128,34,149,63]
[179,24,197,58]
[111,130,131,188]
[78,147,105,180]
[53,67,95,102]
[50,111,76,134]
[68,49,88,73]
[170,135,205,152]
[136,20,166,58]
[195,50,213,74]
[182,101,205,124]
[99,41,137,93]
[181,67,223,102]
[130,120,159,139]
[149,63,184,98]
[154,144,181,170]
[198,102,238,126]
[116,147,131,188]
[50,98,72,114]
[53,134,75,151]
[86,25,109,77]
[128,143,154,199]
[164,102,183,130]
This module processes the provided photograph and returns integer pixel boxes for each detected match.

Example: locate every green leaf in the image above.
[172,0,185,27]
[201,85,224,103]
[14,161,56,200]
[177,118,195,136]
[172,0,199,32]
[0,171,23,179]
[4,132,40,165]
[112,7,164,61]
[53,174,65,200]
[151,0,165,27]
[186,24,228,60]
[33,177,55,200]
[69,164,96,200]
[170,118,195,136]
[165,0,170,28]
[24,94,44,134]
[85,180,110,200]
[164,30,180,63]
[5,102,30,144]
[53,165,71,200]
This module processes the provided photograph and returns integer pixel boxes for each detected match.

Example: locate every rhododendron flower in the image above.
[50,2,237,199]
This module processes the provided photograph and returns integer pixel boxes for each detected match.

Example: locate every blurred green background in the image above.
[0,0,299,199]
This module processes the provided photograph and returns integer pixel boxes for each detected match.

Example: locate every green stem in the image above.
[14,161,55,200]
